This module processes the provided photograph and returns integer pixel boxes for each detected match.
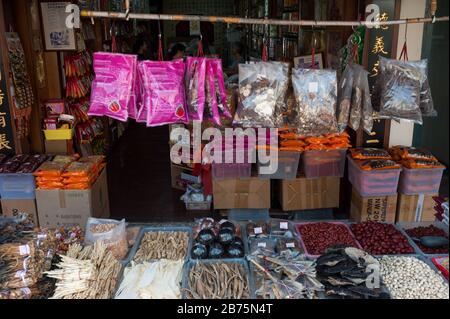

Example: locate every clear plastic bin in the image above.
[257,151,300,180]
[0,173,36,199]
[347,155,401,197]
[211,149,253,180]
[302,149,347,178]
[399,167,445,195]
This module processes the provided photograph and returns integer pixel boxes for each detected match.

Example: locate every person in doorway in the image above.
[168,43,186,60]
[133,36,149,61]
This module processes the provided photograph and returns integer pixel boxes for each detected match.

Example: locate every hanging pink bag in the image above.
[88,52,136,122]
[210,59,233,119]
[127,58,140,120]
[139,59,189,127]
[204,59,221,126]
[185,57,206,121]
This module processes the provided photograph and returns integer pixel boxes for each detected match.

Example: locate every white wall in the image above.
[389,0,426,147]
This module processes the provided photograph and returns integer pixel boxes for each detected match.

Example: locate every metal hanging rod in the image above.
[80,10,449,27]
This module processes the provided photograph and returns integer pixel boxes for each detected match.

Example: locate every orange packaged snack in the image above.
[52,154,80,164]
[350,148,391,160]
[33,162,67,177]
[62,162,96,178]
[390,146,437,162]
[401,159,445,169]
[356,159,401,171]
[280,140,306,148]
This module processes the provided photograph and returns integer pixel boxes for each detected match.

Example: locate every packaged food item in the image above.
[203,59,221,126]
[234,62,286,127]
[356,159,401,171]
[33,162,67,177]
[127,58,140,120]
[337,65,354,132]
[52,155,79,164]
[246,221,270,238]
[185,57,206,121]
[62,162,95,178]
[210,59,233,119]
[84,218,128,260]
[389,146,437,162]
[377,56,424,124]
[350,148,391,160]
[139,60,189,126]
[291,68,339,136]
[88,52,137,121]
[401,159,444,169]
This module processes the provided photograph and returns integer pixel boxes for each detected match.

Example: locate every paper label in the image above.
[21,288,32,295]
[19,245,31,256]
[254,227,263,235]
[15,270,26,278]
[309,82,319,93]
[37,234,47,240]
[280,222,289,230]
[286,242,296,248]
[257,242,267,248]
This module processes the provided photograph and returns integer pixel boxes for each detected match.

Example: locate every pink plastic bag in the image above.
[89,52,136,122]
[139,59,189,127]
[127,58,139,120]
[185,57,206,122]
[210,59,233,119]
[204,60,221,126]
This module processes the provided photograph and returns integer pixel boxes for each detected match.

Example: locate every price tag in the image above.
[19,245,31,256]
[15,270,26,278]
[21,288,32,295]
[257,242,267,248]
[37,234,47,240]
[308,82,319,93]
[254,227,263,235]
[280,222,289,230]
[286,242,296,248]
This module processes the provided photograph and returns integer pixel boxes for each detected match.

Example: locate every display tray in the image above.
[181,258,255,299]
[397,221,449,258]
[347,222,421,257]
[295,221,363,258]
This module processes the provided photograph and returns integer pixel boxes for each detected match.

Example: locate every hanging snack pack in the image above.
[377,56,424,124]
[127,59,140,120]
[204,59,221,126]
[351,64,373,134]
[88,52,136,121]
[292,68,339,136]
[234,62,286,127]
[186,57,207,122]
[210,59,233,119]
[139,59,189,127]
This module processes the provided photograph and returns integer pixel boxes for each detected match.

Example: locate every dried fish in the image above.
[133,231,189,263]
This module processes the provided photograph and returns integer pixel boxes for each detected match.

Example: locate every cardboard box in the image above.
[213,178,270,209]
[1,199,39,226]
[396,193,437,222]
[279,177,340,211]
[36,169,110,230]
[45,139,74,155]
[350,187,397,223]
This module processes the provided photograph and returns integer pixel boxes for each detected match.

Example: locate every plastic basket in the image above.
[347,155,401,197]
[302,149,347,178]
[211,149,253,180]
[398,167,445,195]
[257,151,300,180]
[0,173,36,199]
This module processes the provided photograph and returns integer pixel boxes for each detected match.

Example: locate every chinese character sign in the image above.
[0,51,15,154]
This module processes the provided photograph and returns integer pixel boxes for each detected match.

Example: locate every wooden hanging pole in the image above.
[80,10,449,27]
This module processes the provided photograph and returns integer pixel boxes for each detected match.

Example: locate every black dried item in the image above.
[292,68,339,136]
[197,229,215,245]
[219,221,236,234]
[227,244,245,258]
[218,228,234,246]
[378,56,423,124]
[230,237,244,249]
[191,243,208,259]
[209,242,225,259]
[234,62,287,127]
[349,85,363,131]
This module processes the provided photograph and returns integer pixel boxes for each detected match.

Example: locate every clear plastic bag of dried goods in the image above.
[85,218,128,260]
[185,57,207,122]
[234,62,286,127]
[272,62,290,127]
[337,65,354,132]
[352,64,373,134]
[291,68,339,136]
[378,56,424,124]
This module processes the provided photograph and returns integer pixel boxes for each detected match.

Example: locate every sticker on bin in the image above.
[280,222,289,230]
[254,227,263,235]
[19,245,31,256]
[257,242,267,248]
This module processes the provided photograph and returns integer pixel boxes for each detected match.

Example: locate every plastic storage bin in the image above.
[302,149,347,178]
[211,149,253,180]
[398,167,445,195]
[257,151,300,180]
[0,173,36,199]
[347,155,401,197]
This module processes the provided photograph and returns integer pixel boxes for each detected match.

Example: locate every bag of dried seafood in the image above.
[84,218,128,260]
